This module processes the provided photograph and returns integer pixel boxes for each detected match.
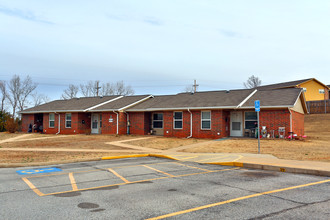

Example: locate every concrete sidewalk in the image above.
[160,152,330,177]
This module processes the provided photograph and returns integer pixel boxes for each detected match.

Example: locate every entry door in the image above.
[152,113,164,136]
[230,111,243,137]
[91,114,99,134]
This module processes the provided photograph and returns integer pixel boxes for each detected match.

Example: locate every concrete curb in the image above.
[208,162,330,177]
[101,154,329,177]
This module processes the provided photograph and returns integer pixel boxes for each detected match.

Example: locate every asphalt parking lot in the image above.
[1,157,329,219]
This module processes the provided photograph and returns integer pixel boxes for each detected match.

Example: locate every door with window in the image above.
[230,111,243,137]
[91,113,100,134]
[152,113,163,135]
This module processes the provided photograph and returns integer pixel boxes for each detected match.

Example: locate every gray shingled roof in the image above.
[257,78,312,90]
[242,88,302,108]
[20,96,120,113]
[91,95,152,111]
[127,89,254,111]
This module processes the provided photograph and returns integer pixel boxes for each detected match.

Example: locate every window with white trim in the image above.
[319,89,325,94]
[65,113,72,128]
[173,112,183,129]
[49,113,55,128]
[201,111,211,130]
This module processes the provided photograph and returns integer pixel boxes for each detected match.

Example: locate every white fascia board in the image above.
[84,96,123,112]
[21,110,84,114]
[89,109,116,112]
[239,105,294,109]
[236,89,258,108]
[126,106,238,112]
[118,95,154,112]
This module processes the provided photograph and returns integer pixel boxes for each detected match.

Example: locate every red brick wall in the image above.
[43,113,89,134]
[291,110,304,136]
[259,110,290,137]
[101,112,118,134]
[21,114,35,132]
[129,112,151,135]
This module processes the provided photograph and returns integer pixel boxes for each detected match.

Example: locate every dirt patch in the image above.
[126,137,206,150]
[0,132,23,140]
[0,134,139,150]
[0,151,137,164]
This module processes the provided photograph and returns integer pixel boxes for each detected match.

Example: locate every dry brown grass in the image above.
[0,134,137,150]
[0,132,22,140]
[126,137,206,150]
[0,151,133,164]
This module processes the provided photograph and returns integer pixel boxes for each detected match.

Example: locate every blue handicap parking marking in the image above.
[16,167,62,175]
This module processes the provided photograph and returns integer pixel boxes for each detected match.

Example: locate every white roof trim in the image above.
[118,95,153,111]
[84,96,123,112]
[236,89,257,108]
[126,106,238,112]
[20,110,84,114]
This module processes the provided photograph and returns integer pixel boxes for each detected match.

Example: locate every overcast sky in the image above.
[1,0,330,101]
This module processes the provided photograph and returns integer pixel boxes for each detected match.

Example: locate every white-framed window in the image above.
[49,113,55,128]
[319,89,325,94]
[153,113,163,128]
[244,111,257,129]
[65,113,72,128]
[173,112,183,129]
[201,111,211,130]
[302,88,307,92]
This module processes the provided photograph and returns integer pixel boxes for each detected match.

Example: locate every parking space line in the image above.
[146,179,330,220]
[22,177,45,196]
[143,165,176,177]
[23,164,239,197]
[196,155,229,163]
[68,173,78,191]
[173,162,211,172]
[108,168,130,183]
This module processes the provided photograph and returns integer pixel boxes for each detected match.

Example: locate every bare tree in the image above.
[80,80,98,97]
[61,84,79,100]
[112,81,134,95]
[0,81,6,112]
[244,75,261,89]
[32,92,50,106]
[101,82,114,96]
[6,75,37,116]
[183,85,194,93]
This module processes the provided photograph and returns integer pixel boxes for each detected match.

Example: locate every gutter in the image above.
[55,112,60,135]
[187,109,193,138]
[113,111,119,135]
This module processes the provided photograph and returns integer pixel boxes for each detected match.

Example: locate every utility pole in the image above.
[193,79,199,93]
[95,81,101,96]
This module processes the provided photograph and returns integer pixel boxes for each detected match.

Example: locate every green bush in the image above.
[0,111,9,132]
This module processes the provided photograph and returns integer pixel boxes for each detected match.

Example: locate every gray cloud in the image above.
[0,5,54,25]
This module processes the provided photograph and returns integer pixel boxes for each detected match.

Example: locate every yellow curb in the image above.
[149,154,178,161]
[206,162,244,167]
[101,154,149,160]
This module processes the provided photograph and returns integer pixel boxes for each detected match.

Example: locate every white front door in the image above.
[91,114,99,134]
[230,111,243,137]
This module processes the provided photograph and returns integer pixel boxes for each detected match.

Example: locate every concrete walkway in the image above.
[1,134,329,176]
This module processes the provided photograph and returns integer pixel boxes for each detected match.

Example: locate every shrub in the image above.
[5,117,19,133]
[0,111,9,132]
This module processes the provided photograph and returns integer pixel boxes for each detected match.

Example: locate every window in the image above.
[319,89,325,94]
[302,88,307,92]
[49,113,55,128]
[174,112,183,129]
[65,113,72,128]
[153,113,163,128]
[244,112,257,129]
[201,111,211,130]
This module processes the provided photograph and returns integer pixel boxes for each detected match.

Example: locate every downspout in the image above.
[288,108,293,139]
[113,111,119,135]
[124,111,130,135]
[55,112,60,135]
[187,109,193,138]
